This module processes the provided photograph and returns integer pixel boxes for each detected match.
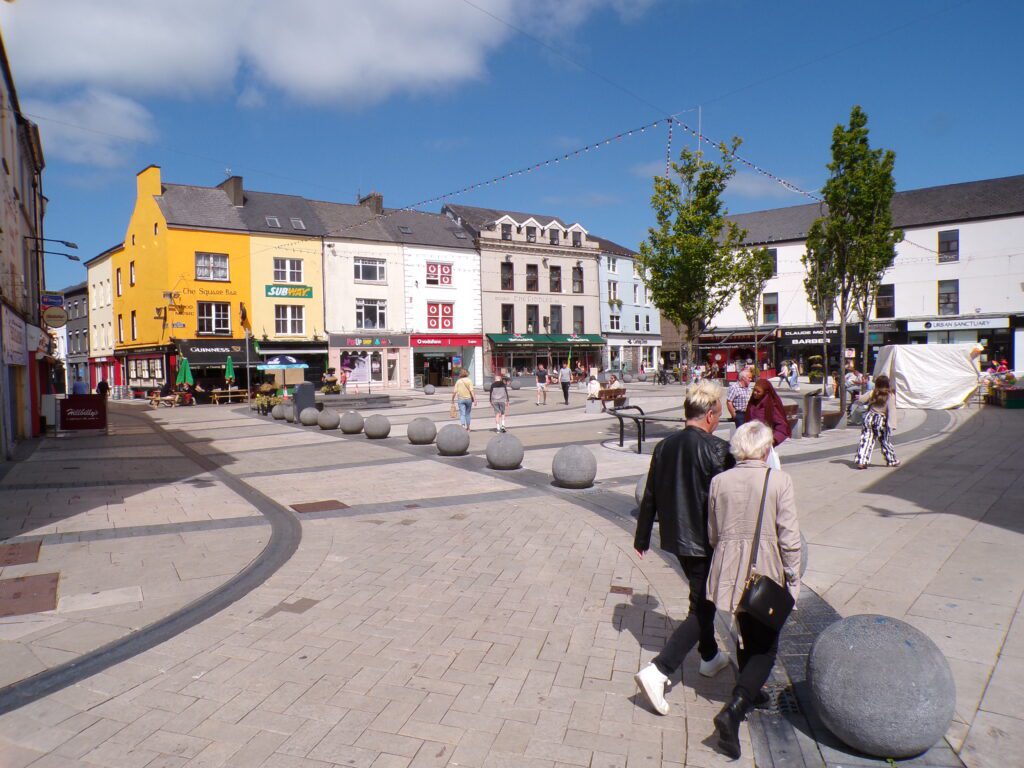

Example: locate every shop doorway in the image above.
[416,351,461,387]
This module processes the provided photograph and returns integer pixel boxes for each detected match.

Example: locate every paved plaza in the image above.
[0,384,1021,767]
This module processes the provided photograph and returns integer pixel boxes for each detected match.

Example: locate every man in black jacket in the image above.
[633,380,735,715]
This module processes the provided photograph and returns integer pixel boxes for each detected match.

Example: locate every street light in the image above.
[28,236,79,249]
[41,250,81,262]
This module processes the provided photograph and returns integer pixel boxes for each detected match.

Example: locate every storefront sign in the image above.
[779,326,840,345]
[176,338,256,366]
[265,284,313,299]
[863,320,901,333]
[330,333,409,348]
[411,335,482,347]
[60,395,107,430]
[42,306,68,328]
[41,292,63,310]
[2,305,27,365]
[906,317,1009,332]
[116,344,170,357]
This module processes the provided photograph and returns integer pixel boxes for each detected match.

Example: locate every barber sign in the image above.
[60,395,107,430]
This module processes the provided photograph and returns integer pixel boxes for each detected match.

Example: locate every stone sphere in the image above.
[622,374,633,383]
[635,471,648,507]
[486,433,524,469]
[407,417,437,445]
[638,373,647,382]
[340,411,364,434]
[552,445,597,489]
[437,424,470,456]
[299,407,319,426]
[284,404,297,423]
[808,614,955,759]
[271,404,285,420]
[510,380,521,390]
[424,384,436,395]
[317,409,340,430]
[364,414,391,439]
[801,532,809,577]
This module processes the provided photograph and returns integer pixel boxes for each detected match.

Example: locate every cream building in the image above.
[85,243,121,388]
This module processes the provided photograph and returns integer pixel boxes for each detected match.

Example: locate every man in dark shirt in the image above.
[534,363,548,405]
[633,379,735,715]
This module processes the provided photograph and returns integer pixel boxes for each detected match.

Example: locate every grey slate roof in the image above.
[589,234,637,257]
[730,174,1024,245]
[60,281,88,297]
[235,190,326,236]
[311,201,476,250]
[156,184,326,236]
[443,203,570,235]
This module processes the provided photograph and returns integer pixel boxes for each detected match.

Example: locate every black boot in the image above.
[713,693,750,759]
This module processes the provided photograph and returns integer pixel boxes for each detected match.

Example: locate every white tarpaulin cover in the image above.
[873,344,978,409]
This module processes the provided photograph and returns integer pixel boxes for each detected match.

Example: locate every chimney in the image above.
[359,191,383,215]
[218,175,244,207]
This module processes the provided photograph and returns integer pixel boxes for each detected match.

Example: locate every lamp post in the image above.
[41,250,81,262]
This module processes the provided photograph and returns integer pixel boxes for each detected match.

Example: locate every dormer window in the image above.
[290,218,306,230]
[572,231,582,248]
[501,223,512,241]
[549,229,560,245]
[266,216,281,228]
[526,226,536,243]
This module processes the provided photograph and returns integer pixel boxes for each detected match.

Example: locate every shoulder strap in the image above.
[743,470,772,581]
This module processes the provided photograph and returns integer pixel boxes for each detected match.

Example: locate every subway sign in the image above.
[265,284,313,298]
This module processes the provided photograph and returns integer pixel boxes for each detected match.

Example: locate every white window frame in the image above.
[645,315,651,332]
[608,280,618,301]
[606,256,617,273]
[129,261,136,286]
[130,310,137,340]
[195,252,230,281]
[609,314,620,331]
[425,262,453,287]
[197,301,231,335]
[634,315,641,331]
[356,298,387,330]
[353,257,386,283]
[274,305,305,335]
[273,257,303,283]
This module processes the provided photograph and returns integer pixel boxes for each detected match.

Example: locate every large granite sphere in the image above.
[364,414,391,439]
[437,424,470,456]
[299,407,319,426]
[635,471,649,507]
[407,417,437,445]
[486,433,524,469]
[340,411,364,434]
[552,445,597,489]
[510,380,521,390]
[801,532,809,577]
[271,404,285,420]
[808,614,955,759]
[284,404,297,423]
[317,409,340,430]
[638,373,647,382]
[622,374,633,384]
[424,384,436,395]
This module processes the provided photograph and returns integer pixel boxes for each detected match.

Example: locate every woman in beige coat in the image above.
[706,420,802,759]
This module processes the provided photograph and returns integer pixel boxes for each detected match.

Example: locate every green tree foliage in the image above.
[737,246,775,364]
[638,139,748,372]
[802,106,902,415]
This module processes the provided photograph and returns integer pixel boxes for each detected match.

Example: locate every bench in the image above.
[211,389,249,404]
[149,394,178,408]
[596,388,628,408]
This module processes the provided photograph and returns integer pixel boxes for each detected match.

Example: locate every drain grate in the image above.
[0,572,60,617]
[0,541,41,567]
[290,500,349,514]
[610,585,634,595]
[760,683,801,715]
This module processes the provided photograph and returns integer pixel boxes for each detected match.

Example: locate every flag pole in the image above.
[245,329,251,406]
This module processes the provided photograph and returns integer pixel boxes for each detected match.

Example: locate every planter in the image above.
[991,388,1024,409]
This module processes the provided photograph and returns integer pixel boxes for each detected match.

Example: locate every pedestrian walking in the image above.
[96,379,110,399]
[854,374,900,469]
[778,362,790,389]
[558,363,572,405]
[788,361,800,391]
[534,363,548,405]
[726,369,753,427]
[707,421,802,758]
[490,373,510,432]
[745,379,791,447]
[633,380,735,716]
[71,375,89,395]
[451,369,475,430]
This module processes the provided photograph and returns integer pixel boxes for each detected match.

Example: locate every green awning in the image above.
[547,334,606,347]
[488,334,550,345]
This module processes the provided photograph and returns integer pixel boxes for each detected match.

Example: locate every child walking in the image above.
[855,375,900,469]
[490,373,510,432]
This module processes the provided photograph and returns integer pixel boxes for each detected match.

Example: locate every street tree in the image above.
[737,246,775,368]
[638,139,748,376]
[802,106,902,417]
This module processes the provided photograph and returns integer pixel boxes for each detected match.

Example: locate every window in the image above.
[634,315,641,331]
[398,225,413,235]
[273,258,303,283]
[290,218,306,230]
[195,252,229,281]
[129,261,136,286]
[572,266,584,293]
[573,306,584,334]
[427,301,454,330]
[130,310,137,340]
[549,229,560,245]
[501,223,512,241]
[633,284,639,304]
[501,262,514,291]
[275,305,305,335]
[550,305,562,334]
[128,359,136,378]
[645,315,651,332]
[353,257,386,282]
[572,231,582,248]
[117,315,123,343]
[606,256,617,273]
[426,262,452,286]
[767,248,778,276]
[938,280,959,316]
[938,230,959,263]
[116,268,122,297]
[154,222,158,235]
[265,216,281,228]
[526,226,536,243]
[356,298,386,329]
[875,284,895,318]
[609,314,620,331]
[197,301,231,335]
[549,266,562,292]
[454,231,468,240]
[526,305,539,333]
[526,264,539,292]
[501,304,515,334]
[608,280,618,301]
[91,285,96,310]
[763,292,779,324]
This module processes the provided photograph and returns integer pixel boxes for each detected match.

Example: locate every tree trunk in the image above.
[687,320,700,383]
[838,319,848,428]
[861,291,874,380]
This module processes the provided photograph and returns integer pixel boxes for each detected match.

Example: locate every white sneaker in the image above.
[699,651,730,678]
[634,663,670,715]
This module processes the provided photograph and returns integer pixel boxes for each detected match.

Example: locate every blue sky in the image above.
[2,0,1020,291]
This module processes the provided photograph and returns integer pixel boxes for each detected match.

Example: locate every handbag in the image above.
[735,469,795,631]
[449,402,459,419]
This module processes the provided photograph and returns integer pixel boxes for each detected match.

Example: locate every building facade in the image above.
[85,244,121,390]
[594,236,661,373]
[707,174,1024,374]
[444,204,604,379]
[63,282,88,390]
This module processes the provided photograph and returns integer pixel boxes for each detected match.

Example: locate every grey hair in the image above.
[730,420,774,461]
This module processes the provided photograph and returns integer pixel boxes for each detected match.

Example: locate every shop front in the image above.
[2,304,30,453]
[176,338,260,394]
[117,344,173,397]
[487,333,605,378]
[606,335,662,374]
[411,334,483,388]
[697,327,778,380]
[89,356,122,390]
[329,333,408,390]
[255,340,328,385]
[777,325,864,379]
[906,316,1012,370]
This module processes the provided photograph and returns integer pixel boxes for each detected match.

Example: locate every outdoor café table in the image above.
[149,391,178,408]
[211,389,248,404]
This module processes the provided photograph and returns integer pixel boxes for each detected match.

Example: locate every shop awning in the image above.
[698,327,778,347]
[488,334,548,345]
[547,334,606,347]
[175,338,258,367]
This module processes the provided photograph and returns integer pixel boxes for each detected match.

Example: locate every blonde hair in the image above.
[730,420,773,461]
[684,379,722,419]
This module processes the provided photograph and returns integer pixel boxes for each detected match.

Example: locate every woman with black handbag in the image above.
[706,420,802,759]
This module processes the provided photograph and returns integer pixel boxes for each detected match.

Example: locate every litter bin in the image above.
[802,392,822,438]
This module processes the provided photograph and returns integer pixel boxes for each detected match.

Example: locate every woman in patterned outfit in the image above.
[854,375,900,469]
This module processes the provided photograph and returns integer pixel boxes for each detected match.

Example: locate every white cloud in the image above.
[727,170,808,200]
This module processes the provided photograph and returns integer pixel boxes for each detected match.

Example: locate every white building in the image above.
[85,243,121,388]
[593,236,661,373]
[706,174,1024,373]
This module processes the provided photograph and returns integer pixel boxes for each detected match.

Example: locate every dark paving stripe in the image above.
[2,476,205,491]
[234,454,418,479]
[3,516,268,547]
[0,407,302,716]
